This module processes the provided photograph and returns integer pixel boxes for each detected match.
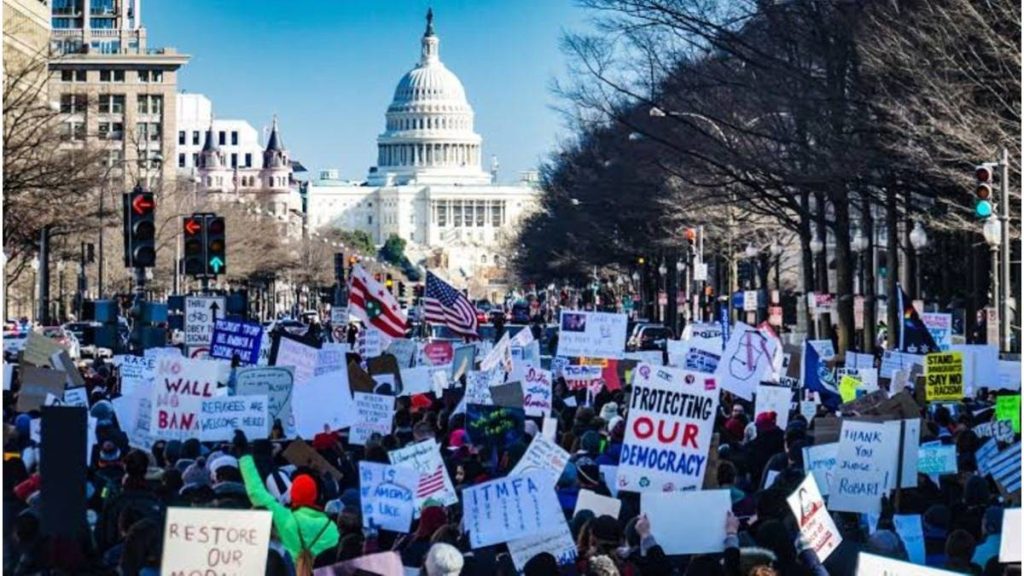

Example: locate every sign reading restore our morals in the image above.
[160,507,272,576]
[617,363,719,492]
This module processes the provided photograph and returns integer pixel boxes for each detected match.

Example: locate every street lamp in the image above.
[909,221,928,299]
[983,218,1002,310]
[769,241,783,292]
[809,235,824,255]
[851,230,867,296]
[30,257,39,322]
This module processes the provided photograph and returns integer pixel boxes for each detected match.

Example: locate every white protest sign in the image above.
[998,360,1022,390]
[351,393,395,445]
[1000,508,1021,563]
[755,384,792,431]
[522,364,552,417]
[856,552,959,575]
[556,310,628,360]
[807,339,836,360]
[397,365,432,396]
[845,352,875,370]
[509,433,570,484]
[464,369,497,405]
[199,396,268,442]
[235,366,294,436]
[315,343,348,376]
[184,296,226,348]
[273,336,319,386]
[118,354,156,397]
[617,363,718,492]
[480,332,513,373]
[507,515,577,572]
[161,507,271,576]
[800,400,818,423]
[880,350,924,379]
[292,369,357,438]
[3,363,12,391]
[803,442,838,497]
[787,473,841,561]
[641,489,730,555]
[388,439,458,508]
[681,322,724,351]
[600,465,619,497]
[714,322,780,400]
[575,489,621,520]
[462,471,563,548]
[542,416,558,443]
[112,392,153,450]
[951,344,999,392]
[829,420,900,514]
[150,356,226,441]
[386,338,419,368]
[63,387,89,408]
[358,327,385,359]
[865,514,925,565]
[921,312,952,351]
[917,443,957,476]
[358,461,418,533]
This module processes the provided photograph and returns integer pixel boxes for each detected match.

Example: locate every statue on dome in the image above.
[425,8,435,37]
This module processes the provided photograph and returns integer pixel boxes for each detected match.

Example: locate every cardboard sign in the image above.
[917,444,957,476]
[522,364,552,417]
[507,515,577,572]
[388,439,458,508]
[788,473,841,561]
[118,355,156,398]
[184,296,226,348]
[23,331,66,367]
[209,319,263,365]
[640,489,730,555]
[235,366,295,436]
[466,404,525,449]
[17,365,66,412]
[617,363,718,492]
[350,393,395,445]
[272,334,321,386]
[358,461,417,533]
[1000,508,1021,563]
[803,442,838,497]
[199,396,268,442]
[574,489,622,519]
[829,420,900,514]
[292,368,357,438]
[282,440,343,483]
[715,322,780,400]
[509,433,570,484]
[996,395,1020,433]
[556,310,628,360]
[150,357,225,441]
[462,471,563,548]
[161,507,272,576]
[925,352,963,401]
[50,350,85,388]
[856,552,959,575]
[755,383,792,431]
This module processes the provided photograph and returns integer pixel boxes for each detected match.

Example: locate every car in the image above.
[3,332,28,361]
[487,308,507,324]
[628,323,675,352]
[265,318,308,336]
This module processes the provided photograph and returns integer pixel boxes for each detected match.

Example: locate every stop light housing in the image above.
[398,281,407,298]
[206,216,226,275]
[385,273,394,290]
[183,216,206,275]
[975,164,995,219]
[124,186,156,268]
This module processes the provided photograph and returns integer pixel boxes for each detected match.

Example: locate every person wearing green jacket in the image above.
[233,431,339,563]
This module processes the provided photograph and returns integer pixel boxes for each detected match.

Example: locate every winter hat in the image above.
[448,428,468,449]
[164,440,183,465]
[14,414,31,440]
[581,430,602,454]
[576,458,601,488]
[208,455,238,478]
[14,473,40,501]
[524,420,539,437]
[599,402,619,422]
[607,416,623,434]
[523,552,559,576]
[424,543,464,576]
[588,555,620,576]
[98,441,121,464]
[865,529,908,560]
[340,488,361,512]
[182,458,211,487]
[416,505,448,539]
[755,411,777,432]
[589,514,621,545]
[290,473,318,509]
[724,418,746,442]
[90,400,114,425]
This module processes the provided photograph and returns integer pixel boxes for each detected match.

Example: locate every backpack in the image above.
[295,518,331,576]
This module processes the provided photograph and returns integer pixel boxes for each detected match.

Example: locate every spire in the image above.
[425,8,435,37]
[420,9,439,64]
[201,119,218,153]
[265,114,284,152]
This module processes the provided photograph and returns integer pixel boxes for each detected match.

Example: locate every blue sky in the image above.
[145,1,589,183]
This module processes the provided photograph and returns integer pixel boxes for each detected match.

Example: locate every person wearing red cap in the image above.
[233,431,339,567]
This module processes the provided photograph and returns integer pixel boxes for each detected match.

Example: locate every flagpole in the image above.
[896,282,905,351]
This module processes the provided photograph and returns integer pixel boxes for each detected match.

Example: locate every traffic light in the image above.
[385,273,394,290]
[974,165,995,219]
[398,281,407,298]
[182,216,206,275]
[334,253,345,281]
[413,284,424,298]
[206,216,226,275]
[123,186,156,268]
[685,228,697,245]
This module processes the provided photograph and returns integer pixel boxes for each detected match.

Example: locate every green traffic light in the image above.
[209,256,225,273]
[975,199,994,219]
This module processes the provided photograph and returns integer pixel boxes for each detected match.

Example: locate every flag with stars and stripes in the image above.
[349,264,407,338]
[423,271,478,338]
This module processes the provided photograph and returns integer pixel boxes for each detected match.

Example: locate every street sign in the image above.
[743,291,758,312]
[985,307,999,346]
[184,296,226,348]
[694,263,708,282]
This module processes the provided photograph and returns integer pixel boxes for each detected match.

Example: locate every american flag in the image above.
[423,271,478,338]
[349,264,407,338]
[416,465,447,498]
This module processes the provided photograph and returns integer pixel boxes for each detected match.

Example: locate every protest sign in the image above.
[490,381,524,409]
[423,341,454,366]
[3,363,12,391]
[856,552,959,575]
[807,339,835,360]
[50,349,85,388]
[480,332,513,373]
[386,338,418,368]
[22,331,65,367]
[800,400,818,423]
[684,346,721,374]
[451,345,476,380]
[118,355,156,398]
[925,351,964,401]
[681,322,724,351]
[641,489,730,555]
[988,442,1021,495]
[867,513,926,565]
[880,350,924,379]
[829,420,900,514]
[556,310,628,360]
[839,374,861,404]
[292,368,357,438]
[575,489,622,519]
[466,404,525,449]
[350,393,395,445]
[542,416,558,442]
[950,344,998,392]
[357,326,385,359]
[272,333,320,386]
[161,507,272,576]
[522,364,552,417]
[996,395,1020,433]
[112,392,153,450]
[563,365,603,392]
[1000,508,1021,563]
[509,433,570,484]
[462,471,563,548]
[184,296,226,348]
[150,356,225,441]
[17,365,65,412]
[367,354,404,395]
[715,322,780,400]
[358,461,417,533]
[235,366,294,436]
[617,363,718,492]
[388,439,458,508]
[788,473,841,561]
[199,396,268,442]
[398,365,432,396]
[998,360,1022,390]
[845,352,875,370]
[63,387,88,408]
[921,312,952,351]
[313,552,404,576]
[209,319,263,365]
[282,440,343,483]
[464,369,497,405]
[315,344,349,376]
[973,420,1015,444]
[507,516,577,572]
[917,443,957,476]
[803,442,838,497]
[975,438,999,476]
[755,383,792,430]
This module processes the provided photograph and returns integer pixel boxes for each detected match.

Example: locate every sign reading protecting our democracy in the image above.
[209,319,263,365]
[509,433,570,485]
[925,351,964,401]
[350,393,395,445]
[198,395,269,442]
[617,363,719,492]
[788,473,842,561]
[388,439,458,508]
[462,471,563,548]
[150,356,227,441]
[160,507,272,576]
[235,366,295,436]
[556,310,628,360]
[358,461,418,533]
[522,364,552,417]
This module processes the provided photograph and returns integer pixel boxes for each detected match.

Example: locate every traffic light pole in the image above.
[999,147,1012,352]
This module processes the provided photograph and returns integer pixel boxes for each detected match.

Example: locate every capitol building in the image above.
[304,10,540,297]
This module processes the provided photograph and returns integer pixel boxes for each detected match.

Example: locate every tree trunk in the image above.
[886,186,900,350]
[814,191,831,341]
[862,195,876,354]
[833,189,854,356]
[800,191,816,339]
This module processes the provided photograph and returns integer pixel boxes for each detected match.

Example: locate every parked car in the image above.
[3,333,28,361]
[627,323,674,352]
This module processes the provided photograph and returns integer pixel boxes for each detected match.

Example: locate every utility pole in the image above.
[999,147,1012,352]
[37,226,50,325]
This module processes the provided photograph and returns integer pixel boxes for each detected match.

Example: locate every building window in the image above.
[218,131,225,146]
[98,121,123,141]
[453,201,462,227]
[97,94,124,114]
[60,69,87,82]
[230,153,238,168]
[192,153,199,166]
[137,122,161,142]
[491,201,504,226]
[192,131,200,145]
[59,94,87,114]
[475,201,485,227]
[61,121,86,141]
[137,95,162,115]
[231,131,238,145]
[368,215,373,225]
[137,70,163,83]
[178,131,185,145]
[244,153,252,167]
[99,69,124,82]
[106,149,123,168]
[178,153,186,168]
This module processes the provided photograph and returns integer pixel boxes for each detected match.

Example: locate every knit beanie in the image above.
[424,543,464,576]
[182,458,211,487]
[523,552,559,576]
[865,529,908,560]
[290,473,318,509]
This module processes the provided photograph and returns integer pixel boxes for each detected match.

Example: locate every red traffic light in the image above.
[183,218,201,235]
[207,218,225,234]
[685,228,697,243]
[975,165,993,182]
[131,193,154,215]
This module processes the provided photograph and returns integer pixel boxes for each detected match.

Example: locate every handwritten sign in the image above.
[507,516,577,572]
[1000,508,1021,563]
[787,473,841,561]
[466,404,525,449]
[292,369,356,438]
[357,327,385,359]
[235,366,294,436]
[150,357,226,441]
[480,332,513,373]
[510,433,570,484]
[563,365,603,392]
[272,334,320,387]
[829,420,900,514]
[574,489,621,519]
[462,471,563,548]
[388,439,458,508]
[714,322,780,400]
[522,364,552,417]
[556,310,628,360]
[118,355,156,398]
[640,489,730,555]
[617,363,718,492]
[755,384,792,431]
[63,387,89,408]
[803,442,838,497]
[917,443,957,476]
[315,344,349,377]
[351,393,395,445]
[358,461,417,533]
[198,396,268,442]
[925,352,963,401]
[161,507,271,576]
[996,395,1020,433]
[209,319,263,365]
